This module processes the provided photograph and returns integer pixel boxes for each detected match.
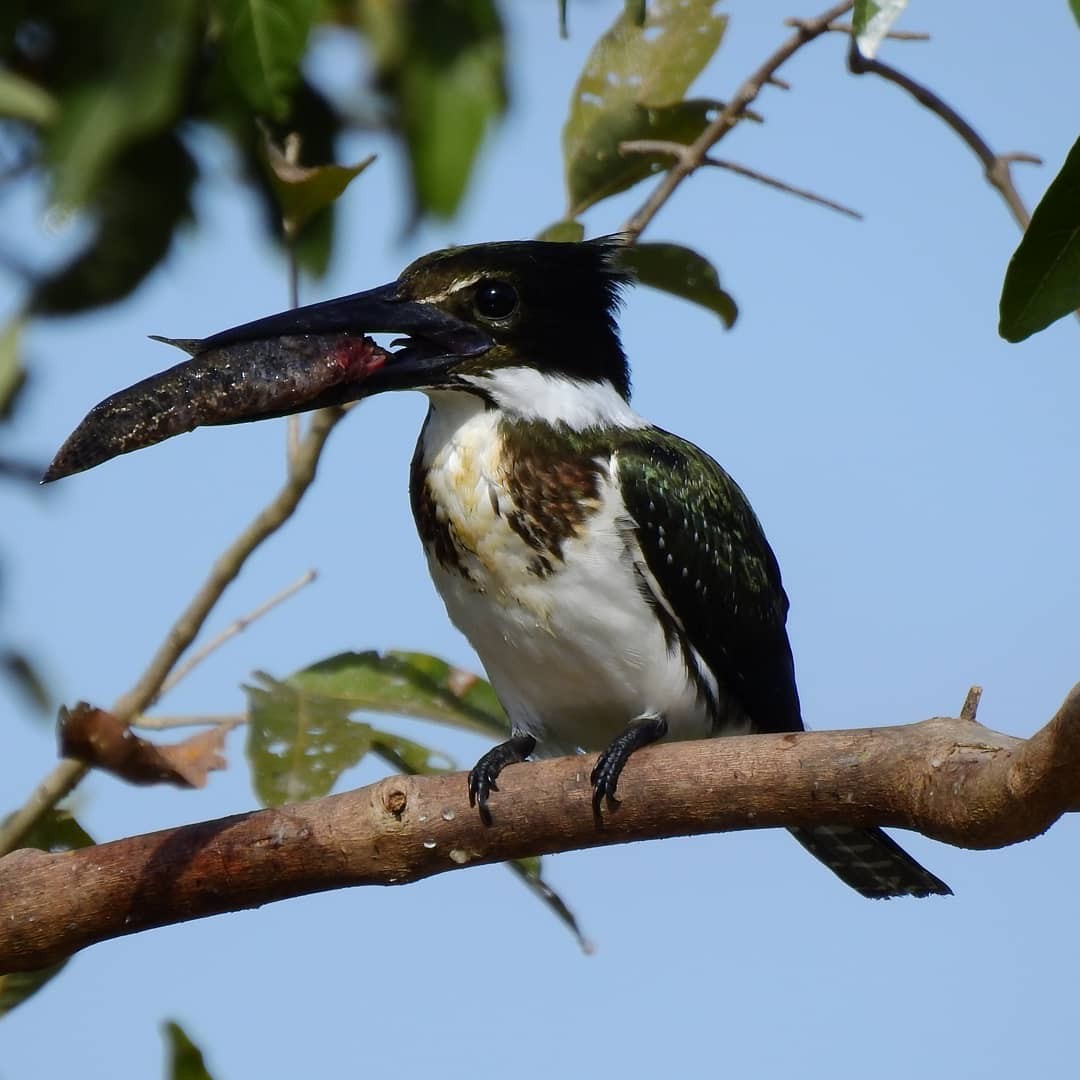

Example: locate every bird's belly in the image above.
[424,463,716,756]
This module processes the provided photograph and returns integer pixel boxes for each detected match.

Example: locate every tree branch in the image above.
[621,1,855,240]
[844,38,1040,231]
[619,140,862,219]
[3,684,1078,973]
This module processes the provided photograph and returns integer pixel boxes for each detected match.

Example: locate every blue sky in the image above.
[2,4,1078,1077]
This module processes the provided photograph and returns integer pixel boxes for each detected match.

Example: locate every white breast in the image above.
[416,389,718,757]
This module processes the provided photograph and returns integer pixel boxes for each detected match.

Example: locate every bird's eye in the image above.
[474,279,519,321]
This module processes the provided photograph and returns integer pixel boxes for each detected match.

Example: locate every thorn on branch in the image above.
[960,686,983,722]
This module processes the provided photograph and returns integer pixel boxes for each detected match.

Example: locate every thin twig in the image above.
[285,133,303,469]
[158,569,317,697]
[0,408,347,856]
[787,19,930,41]
[620,140,862,219]
[135,714,247,731]
[845,39,1040,231]
[621,1,855,240]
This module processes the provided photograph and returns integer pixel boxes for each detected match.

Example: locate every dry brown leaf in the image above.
[58,703,229,788]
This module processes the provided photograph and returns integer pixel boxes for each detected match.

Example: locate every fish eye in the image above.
[474,279,519,321]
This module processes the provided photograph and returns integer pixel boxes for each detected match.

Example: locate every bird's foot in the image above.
[590,714,668,818]
[468,734,536,825]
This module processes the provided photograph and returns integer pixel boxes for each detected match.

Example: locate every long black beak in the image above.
[43,282,492,482]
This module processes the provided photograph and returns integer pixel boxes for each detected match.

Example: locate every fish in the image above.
[43,278,493,483]
[43,334,390,482]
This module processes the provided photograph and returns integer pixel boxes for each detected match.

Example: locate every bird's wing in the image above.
[615,429,803,734]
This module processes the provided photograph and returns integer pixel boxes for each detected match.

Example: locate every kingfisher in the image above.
[47,238,949,899]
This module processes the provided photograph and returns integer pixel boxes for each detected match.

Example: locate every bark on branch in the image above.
[2,685,1078,974]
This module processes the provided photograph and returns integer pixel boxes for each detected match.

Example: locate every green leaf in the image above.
[562,0,727,216]
[264,140,376,237]
[506,858,591,953]
[0,810,93,1018]
[999,135,1080,342]
[852,0,881,37]
[281,651,507,737]
[47,0,199,208]
[214,0,317,118]
[363,0,507,219]
[246,650,506,804]
[536,220,585,242]
[621,242,737,327]
[853,0,908,60]
[246,676,377,806]
[163,1021,217,1080]
[0,319,25,420]
[1071,0,1080,29]
[370,729,456,775]
[566,98,721,218]
[0,69,57,126]
[32,133,196,315]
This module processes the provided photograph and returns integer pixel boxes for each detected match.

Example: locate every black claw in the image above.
[590,715,668,819]
[467,734,536,824]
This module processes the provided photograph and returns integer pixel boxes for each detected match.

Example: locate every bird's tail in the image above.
[788,824,952,899]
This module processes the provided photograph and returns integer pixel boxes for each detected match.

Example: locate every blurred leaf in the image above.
[999,135,1080,342]
[566,98,720,218]
[853,0,908,60]
[563,0,726,216]
[363,0,506,219]
[506,858,591,953]
[0,810,93,1018]
[14,807,94,855]
[288,651,508,736]
[369,729,455,775]
[558,0,569,37]
[264,137,376,237]
[163,1021,217,1080]
[243,79,346,277]
[0,319,25,420]
[536,219,585,242]
[1,649,52,714]
[46,0,199,208]
[246,650,505,803]
[0,69,57,126]
[293,205,334,278]
[246,677,376,805]
[32,133,196,314]
[621,242,737,327]
[1071,0,1080,28]
[214,0,317,118]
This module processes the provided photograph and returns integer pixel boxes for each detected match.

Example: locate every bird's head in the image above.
[44,238,634,481]
[379,236,632,399]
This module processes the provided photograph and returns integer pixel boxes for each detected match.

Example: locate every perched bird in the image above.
[47,238,949,899]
